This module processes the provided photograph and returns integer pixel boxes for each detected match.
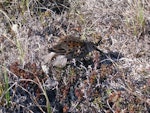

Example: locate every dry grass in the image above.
[0,0,150,112]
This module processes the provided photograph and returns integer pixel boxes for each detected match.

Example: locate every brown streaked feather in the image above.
[48,36,104,59]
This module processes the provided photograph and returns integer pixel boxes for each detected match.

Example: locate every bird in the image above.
[48,36,104,59]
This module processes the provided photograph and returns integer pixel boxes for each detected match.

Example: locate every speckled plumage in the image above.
[48,36,103,59]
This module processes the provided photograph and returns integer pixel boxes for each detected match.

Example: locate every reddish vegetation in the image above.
[0,0,149,112]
